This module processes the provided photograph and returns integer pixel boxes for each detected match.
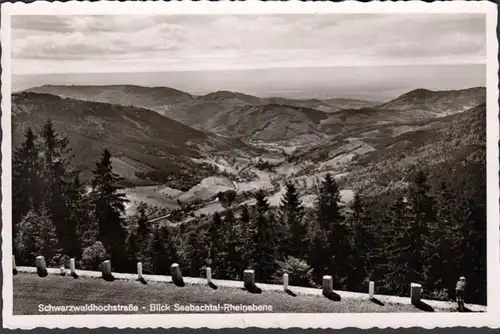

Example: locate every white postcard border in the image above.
[1,0,498,329]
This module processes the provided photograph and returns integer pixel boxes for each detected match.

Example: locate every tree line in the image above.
[13,120,486,305]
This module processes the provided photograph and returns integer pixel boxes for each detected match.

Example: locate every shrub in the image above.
[272,256,316,288]
[80,241,108,270]
[50,253,71,268]
[15,208,59,266]
[423,288,450,302]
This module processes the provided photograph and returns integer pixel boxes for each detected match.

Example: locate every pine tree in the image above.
[346,192,374,291]
[279,182,306,258]
[453,195,486,304]
[136,202,150,246]
[126,202,150,264]
[145,226,176,274]
[311,173,351,288]
[239,204,252,272]
[77,206,100,249]
[165,226,180,265]
[39,120,79,257]
[424,181,456,296]
[382,195,412,296]
[66,173,88,256]
[187,228,210,277]
[383,172,434,297]
[315,174,343,231]
[241,204,251,225]
[224,209,242,279]
[209,211,224,272]
[126,229,140,267]
[406,171,434,285]
[251,190,277,282]
[12,127,42,243]
[308,220,329,284]
[89,148,129,271]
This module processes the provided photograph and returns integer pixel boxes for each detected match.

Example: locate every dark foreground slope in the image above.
[14,273,449,314]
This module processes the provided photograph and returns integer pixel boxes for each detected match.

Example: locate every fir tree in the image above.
[39,119,79,257]
[346,192,374,291]
[126,229,140,266]
[12,127,42,242]
[89,148,129,271]
[279,182,306,258]
[66,173,88,256]
[382,196,412,296]
[239,204,252,273]
[224,209,242,279]
[209,211,224,272]
[145,226,176,274]
[424,181,456,295]
[454,196,486,303]
[406,171,434,285]
[187,228,210,277]
[251,190,277,282]
[125,202,150,265]
[136,202,150,246]
[383,171,434,297]
[311,173,351,288]
[308,220,329,283]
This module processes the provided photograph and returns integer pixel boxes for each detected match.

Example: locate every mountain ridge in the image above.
[376,86,486,116]
[12,91,259,186]
[21,84,486,144]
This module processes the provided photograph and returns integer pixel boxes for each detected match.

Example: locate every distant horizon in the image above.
[12,64,486,102]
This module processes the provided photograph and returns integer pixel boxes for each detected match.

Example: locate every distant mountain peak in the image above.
[377,86,486,117]
[200,90,258,101]
[404,88,434,95]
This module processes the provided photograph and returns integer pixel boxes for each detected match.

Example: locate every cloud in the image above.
[11,14,486,75]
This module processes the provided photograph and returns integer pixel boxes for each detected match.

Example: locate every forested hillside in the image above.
[12,105,486,304]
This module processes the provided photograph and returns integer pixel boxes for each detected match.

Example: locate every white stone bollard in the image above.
[410,283,422,305]
[283,273,289,291]
[243,270,255,290]
[69,258,76,276]
[322,275,333,295]
[137,262,143,280]
[206,267,213,284]
[171,263,184,286]
[12,255,17,275]
[101,260,112,279]
[36,256,48,277]
[369,281,375,299]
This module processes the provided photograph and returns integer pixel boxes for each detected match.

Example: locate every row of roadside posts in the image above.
[13,255,424,305]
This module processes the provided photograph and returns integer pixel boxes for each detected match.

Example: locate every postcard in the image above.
[1,0,498,329]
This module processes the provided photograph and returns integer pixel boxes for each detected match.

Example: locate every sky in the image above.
[11,14,486,100]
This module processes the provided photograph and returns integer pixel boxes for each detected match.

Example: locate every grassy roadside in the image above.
[14,273,452,315]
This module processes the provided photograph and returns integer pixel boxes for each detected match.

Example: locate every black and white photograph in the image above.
[2,1,498,330]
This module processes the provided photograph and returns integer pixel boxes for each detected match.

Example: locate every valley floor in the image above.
[14,273,466,315]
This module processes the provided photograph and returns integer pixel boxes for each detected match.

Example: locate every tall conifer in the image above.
[89,148,129,270]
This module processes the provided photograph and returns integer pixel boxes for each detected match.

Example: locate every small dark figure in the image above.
[456,276,467,312]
